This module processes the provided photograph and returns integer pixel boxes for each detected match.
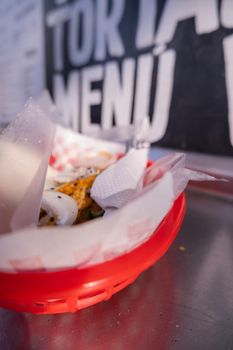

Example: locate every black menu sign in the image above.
[45,0,233,156]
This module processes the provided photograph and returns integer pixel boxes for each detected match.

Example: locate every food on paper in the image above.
[0,93,216,272]
[39,167,104,226]
[39,191,78,226]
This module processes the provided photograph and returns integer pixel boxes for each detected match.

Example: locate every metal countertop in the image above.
[0,190,233,350]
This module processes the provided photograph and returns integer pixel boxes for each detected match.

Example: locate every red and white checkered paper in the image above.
[50,126,126,171]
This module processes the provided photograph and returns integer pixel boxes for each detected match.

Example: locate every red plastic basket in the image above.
[0,193,185,314]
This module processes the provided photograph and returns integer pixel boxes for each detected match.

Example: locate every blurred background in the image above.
[1,0,233,159]
[1,2,233,349]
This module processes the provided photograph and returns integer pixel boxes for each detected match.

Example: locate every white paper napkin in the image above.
[91,148,148,209]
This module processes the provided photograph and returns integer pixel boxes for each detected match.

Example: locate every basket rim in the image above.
[0,193,186,288]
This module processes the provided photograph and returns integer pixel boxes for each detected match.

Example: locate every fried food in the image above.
[40,168,104,226]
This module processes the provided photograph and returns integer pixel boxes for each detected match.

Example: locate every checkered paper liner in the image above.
[50,125,126,171]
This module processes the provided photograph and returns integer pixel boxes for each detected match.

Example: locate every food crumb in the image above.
[179,245,186,252]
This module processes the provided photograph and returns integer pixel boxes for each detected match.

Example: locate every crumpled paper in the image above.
[91,148,148,209]
[144,153,218,198]
[51,125,126,171]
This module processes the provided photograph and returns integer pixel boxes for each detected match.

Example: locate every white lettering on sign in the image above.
[134,54,154,122]
[94,0,125,61]
[81,65,104,134]
[53,24,64,71]
[102,58,135,128]
[45,0,233,149]
[69,0,94,66]
[223,35,233,146]
[136,0,157,49]
[221,0,233,28]
[47,5,71,71]
[53,72,79,131]
[150,49,176,142]
[155,0,219,45]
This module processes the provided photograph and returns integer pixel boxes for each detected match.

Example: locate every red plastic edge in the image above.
[0,193,186,314]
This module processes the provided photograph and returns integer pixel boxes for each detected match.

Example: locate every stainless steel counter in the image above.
[0,189,233,350]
